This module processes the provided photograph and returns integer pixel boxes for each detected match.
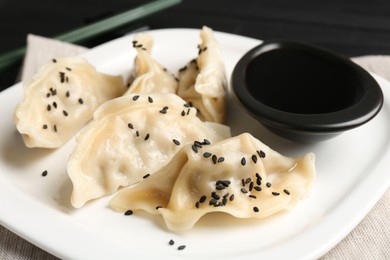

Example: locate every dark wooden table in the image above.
[1,0,390,89]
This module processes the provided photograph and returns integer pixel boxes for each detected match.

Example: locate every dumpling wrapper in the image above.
[68,93,231,208]
[125,33,178,95]
[14,57,126,148]
[110,133,315,231]
[177,26,227,123]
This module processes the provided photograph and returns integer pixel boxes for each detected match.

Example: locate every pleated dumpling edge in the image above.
[109,132,316,231]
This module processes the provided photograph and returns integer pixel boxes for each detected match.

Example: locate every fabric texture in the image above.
[1,35,389,260]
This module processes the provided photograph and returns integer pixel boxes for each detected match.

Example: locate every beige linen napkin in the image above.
[1,35,389,260]
[20,34,88,81]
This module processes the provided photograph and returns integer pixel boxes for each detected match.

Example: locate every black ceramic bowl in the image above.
[231,40,384,143]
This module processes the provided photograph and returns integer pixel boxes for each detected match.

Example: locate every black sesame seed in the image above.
[203,152,212,158]
[211,193,220,200]
[245,178,252,184]
[148,96,153,103]
[43,124,48,129]
[202,46,208,52]
[241,188,248,194]
[132,95,140,101]
[220,180,231,187]
[199,195,207,203]
[255,173,262,180]
[283,189,290,195]
[47,104,51,111]
[63,110,68,117]
[144,133,150,141]
[266,182,272,188]
[223,192,230,198]
[65,91,70,97]
[254,186,262,191]
[173,139,180,146]
[78,98,84,104]
[181,110,186,116]
[256,179,261,186]
[178,245,186,251]
[124,210,133,216]
[249,195,257,199]
[258,150,266,158]
[53,102,57,109]
[252,154,258,163]
[169,239,174,246]
[53,125,57,132]
[46,93,51,98]
[156,206,162,210]
[217,157,225,163]
[212,154,217,164]
[49,88,57,96]
[214,202,223,207]
[128,123,134,129]
[187,108,190,115]
[209,199,218,205]
[222,197,227,205]
[195,201,200,208]
[136,131,140,137]
[249,181,254,191]
[202,139,211,145]
[241,157,246,166]
[241,178,245,187]
[179,66,187,72]
[52,58,57,63]
[253,206,259,213]
[41,170,48,177]
[229,194,235,201]
[191,144,198,153]
[143,173,150,179]
[216,185,225,190]
[65,67,72,71]
[194,141,203,148]
[272,192,280,196]
[59,72,65,83]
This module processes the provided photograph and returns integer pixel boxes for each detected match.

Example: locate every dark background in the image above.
[1,0,390,89]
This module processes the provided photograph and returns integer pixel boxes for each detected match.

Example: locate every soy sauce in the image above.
[245,48,363,114]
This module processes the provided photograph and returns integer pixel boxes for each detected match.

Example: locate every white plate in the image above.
[1,28,390,260]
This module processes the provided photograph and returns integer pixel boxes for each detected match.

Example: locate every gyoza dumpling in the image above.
[110,133,315,231]
[125,33,178,95]
[14,57,126,148]
[68,93,231,208]
[177,26,227,123]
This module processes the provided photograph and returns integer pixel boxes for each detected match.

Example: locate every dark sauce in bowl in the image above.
[232,41,384,143]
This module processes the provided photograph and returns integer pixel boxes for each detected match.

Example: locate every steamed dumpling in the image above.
[125,33,178,95]
[68,93,231,208]
[14,57,126,148]
[177,26,227,123]
[110,133,315,231]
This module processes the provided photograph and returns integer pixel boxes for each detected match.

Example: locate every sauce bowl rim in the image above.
[231,40,384,133]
